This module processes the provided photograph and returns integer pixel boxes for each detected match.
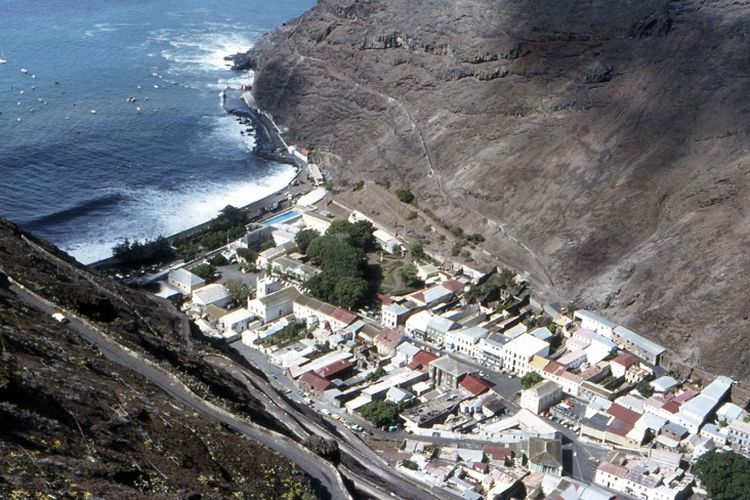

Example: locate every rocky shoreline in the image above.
[220,86,303,170]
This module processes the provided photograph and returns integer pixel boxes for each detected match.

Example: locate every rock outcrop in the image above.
[245,0,750,382]
[0,220,316,498]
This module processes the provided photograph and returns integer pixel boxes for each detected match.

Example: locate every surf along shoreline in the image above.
[88,86,311,271]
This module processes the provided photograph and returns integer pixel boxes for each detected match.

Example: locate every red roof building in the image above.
[315,359,354,380]
[612,352,638,369]
[378,293,394,306]
[544,361,568,377]
[607,403,641,426]
[597,462,628,478]
[331,308,357,326]
[672,388,699,404]
[374,327,404,356]
[482,444,514,462]
[459,375,490,396]
[298,371,331,394]
[441,279,465,294]
[407,350,439,371]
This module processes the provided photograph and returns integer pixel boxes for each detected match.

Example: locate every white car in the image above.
[52,312,69,324]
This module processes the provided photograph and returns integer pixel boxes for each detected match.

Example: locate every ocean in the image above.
[0,0,313,264]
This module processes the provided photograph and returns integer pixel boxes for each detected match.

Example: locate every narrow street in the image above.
[4,277,351,500]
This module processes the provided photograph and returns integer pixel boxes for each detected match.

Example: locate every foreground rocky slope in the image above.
[0,220,317,498]
[243,0,750,383]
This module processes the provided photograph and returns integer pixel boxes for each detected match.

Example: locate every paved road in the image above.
[209,352,462,500]
[5,277,351,500]
[232,337,610,484]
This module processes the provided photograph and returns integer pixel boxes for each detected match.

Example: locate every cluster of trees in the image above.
[399,264,424,290]
[225,279,251,303]
[192,205,251,253]
[464,269,514,304]
[294,229,319,254]
[190,263,215,281]
[301,220,379,309]
[635,378,654,397]
[112,236,174,269]
[359,400,402,427]
[264,322,307,347]
[694,451,750,499]
[520,371,543,389]
[366,366,386,381]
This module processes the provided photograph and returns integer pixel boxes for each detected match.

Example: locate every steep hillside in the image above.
[243,0,750,383]
[0,220,317,498]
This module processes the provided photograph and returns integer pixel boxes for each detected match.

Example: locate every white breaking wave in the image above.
[197,114,256,155]
[84,22,138,38]
[64,164,296,264]
[153,26,260,73]
[206,73,254,91]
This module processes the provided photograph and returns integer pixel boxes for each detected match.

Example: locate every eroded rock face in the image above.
[246,0,750,382]
[0,220,314,497]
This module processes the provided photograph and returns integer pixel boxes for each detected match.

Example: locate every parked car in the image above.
[52,312,69,324]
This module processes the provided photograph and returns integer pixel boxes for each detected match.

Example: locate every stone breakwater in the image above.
[221,87,305,170]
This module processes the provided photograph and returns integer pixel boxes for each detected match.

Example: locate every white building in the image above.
[247,286,301,323]
[220,308,255,333]
[271,256,319,282]
[476,334,509,369]
[405,310,459,344]
[301,209,335,234]
[192,284,232,308]
[256,276,282,298]
[727,419,750,450]
[595,459,694,500]
[293,295,357,331]
[503,333,550,375]
[574,310,617,338]
[382,302,412,329]
[670,376,733,433]
[445,326,488,358]
[521,380,563,414]
[373,229,401,254]
[168,268,205,294]
[257,241,296,268]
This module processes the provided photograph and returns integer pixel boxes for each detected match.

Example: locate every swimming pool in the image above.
[262,209,302,226]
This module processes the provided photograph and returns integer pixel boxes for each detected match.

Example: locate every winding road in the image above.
[4,276,351,500]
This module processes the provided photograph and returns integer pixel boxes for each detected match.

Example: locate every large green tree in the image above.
[359,400,401,428]
[333,276,369,310]
[694,451,750,499]
[295,228,320,254]
[306,235,364,276]
[190,263,215,281]
[326,219,376,252]
[520,372,543,389]
[225,279,251,303]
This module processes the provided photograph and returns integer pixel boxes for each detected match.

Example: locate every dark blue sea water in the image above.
[0,0,313,263]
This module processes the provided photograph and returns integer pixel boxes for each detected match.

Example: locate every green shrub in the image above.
[395,188,415,204]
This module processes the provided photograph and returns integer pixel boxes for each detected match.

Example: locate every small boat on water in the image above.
[0,59,7,64]
[20,68,28,74]
[90,109,96,114]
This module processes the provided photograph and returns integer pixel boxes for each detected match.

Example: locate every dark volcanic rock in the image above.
[582,61,613,83]
[245,0,750,384]
[0,220,315,498]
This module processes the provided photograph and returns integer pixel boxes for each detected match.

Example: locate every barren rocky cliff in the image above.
[0,220,318,498]
[243,0,750,384]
